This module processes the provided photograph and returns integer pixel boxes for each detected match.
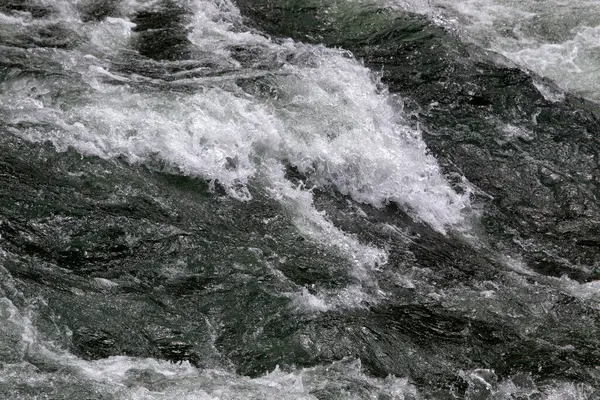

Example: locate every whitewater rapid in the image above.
[392,0,600,101]
[0,0,471,252]
[1,0,599,399]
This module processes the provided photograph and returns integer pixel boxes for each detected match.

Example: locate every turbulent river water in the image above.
[0,0,599,399]
[394,0,600,102]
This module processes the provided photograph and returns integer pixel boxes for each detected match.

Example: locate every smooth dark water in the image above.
[0,0,599,399]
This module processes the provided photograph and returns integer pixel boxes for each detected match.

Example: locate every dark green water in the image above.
[0,0,599,398]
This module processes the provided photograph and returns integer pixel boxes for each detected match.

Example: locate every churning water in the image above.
[0,0,599,399]
[393,0,600,101]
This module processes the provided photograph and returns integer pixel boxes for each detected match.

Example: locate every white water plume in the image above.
[390,0,600,101]
[0,0,471,277]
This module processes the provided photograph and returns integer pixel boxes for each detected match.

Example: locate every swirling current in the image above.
[0,0,599,399]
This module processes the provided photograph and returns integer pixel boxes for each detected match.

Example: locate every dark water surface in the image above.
[0,0,599,398]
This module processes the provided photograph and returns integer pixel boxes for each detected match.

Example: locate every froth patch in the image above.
[0,0,472,282]
[266,46,471,233]
[388,0,600,101]
[501,25,600,101]
[0,304,420,400]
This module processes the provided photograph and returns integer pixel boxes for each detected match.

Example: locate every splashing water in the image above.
[390,0,600,101]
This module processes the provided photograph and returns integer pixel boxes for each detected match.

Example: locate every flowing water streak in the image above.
[0,303,420,399]
[0,286,595,399]
[0,265,419,400]
[0,0,470,282]
[7,1,599,398]
[390,0,600,101]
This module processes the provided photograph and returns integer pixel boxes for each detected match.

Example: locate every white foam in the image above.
[1,289,593,400]
[265,45,471,234]
[0,304,420,400]
[560,277,600,306]
[87,17,136,55]
[0,0,473,313]
[389,0,600,101]
[263,161,387,276]
[1,0,470,237]
[78,357,419,400]
[503,25,600,101]
[533,80,566,103]
[288,284,381,313]
[0,0,470,314]
[542,382,598,400]
[461,368,599,400]
[501,124,534,141]
[0,280,419,399]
